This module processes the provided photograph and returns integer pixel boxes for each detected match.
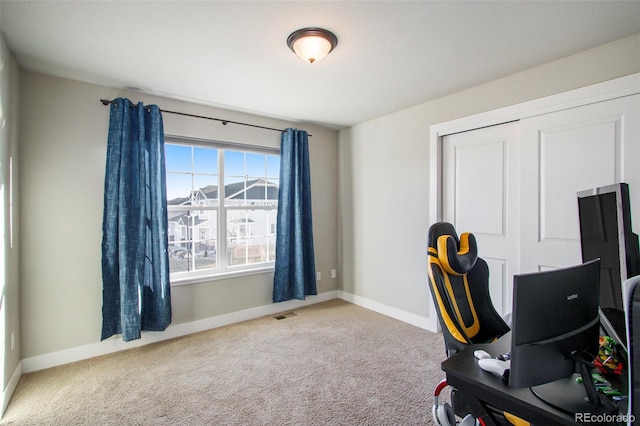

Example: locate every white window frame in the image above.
[165,135,280,285]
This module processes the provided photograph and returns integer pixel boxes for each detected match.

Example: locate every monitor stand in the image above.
[530,359,618,416]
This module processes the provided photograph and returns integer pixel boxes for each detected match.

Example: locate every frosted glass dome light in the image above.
[287,27,338,64]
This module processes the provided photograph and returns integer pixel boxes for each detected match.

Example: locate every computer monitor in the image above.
[509,259,617,414]
[578,183,640,352]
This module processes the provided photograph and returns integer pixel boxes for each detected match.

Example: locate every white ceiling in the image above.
[1,1,639,130]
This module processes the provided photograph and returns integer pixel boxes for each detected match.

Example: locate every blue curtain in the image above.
[273,129,317,302]
[101,98,172,341]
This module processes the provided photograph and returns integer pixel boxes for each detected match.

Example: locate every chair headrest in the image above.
[428,222,478,275]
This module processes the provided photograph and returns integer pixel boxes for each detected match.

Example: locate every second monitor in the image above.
[509,259,619,415]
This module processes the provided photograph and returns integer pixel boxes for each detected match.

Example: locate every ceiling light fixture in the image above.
[287,27,338,64]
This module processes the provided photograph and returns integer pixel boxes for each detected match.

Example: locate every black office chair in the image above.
[427,222,528,426]
[427,222,510,356]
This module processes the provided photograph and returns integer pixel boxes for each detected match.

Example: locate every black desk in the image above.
[441,333,625,426]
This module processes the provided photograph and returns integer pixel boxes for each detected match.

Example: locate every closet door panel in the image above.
[541,120,616,241]
[520,95,639,273]
[443,122,520,316]
[447,139,505,234]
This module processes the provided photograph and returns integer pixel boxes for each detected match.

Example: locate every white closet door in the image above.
[442,122,520,316]
[519,94,640,273]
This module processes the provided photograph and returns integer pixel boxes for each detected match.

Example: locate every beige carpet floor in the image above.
[1,299,447,425]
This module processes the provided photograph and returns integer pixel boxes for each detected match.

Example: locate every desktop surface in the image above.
[440,333,627,426]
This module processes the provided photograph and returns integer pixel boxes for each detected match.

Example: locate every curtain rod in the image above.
[99,99,312,137]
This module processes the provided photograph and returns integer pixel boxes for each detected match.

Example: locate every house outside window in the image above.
[165,137,279,283]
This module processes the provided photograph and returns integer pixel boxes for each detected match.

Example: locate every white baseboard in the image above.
[337,290,436,332]
[2,360,22,416]
[20,290,436,375]
[22,290,339,373]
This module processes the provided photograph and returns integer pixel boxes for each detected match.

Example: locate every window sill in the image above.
[170,266,275,287]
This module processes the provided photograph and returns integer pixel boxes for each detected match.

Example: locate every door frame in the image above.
[429,73,640,228]
[426,73,640,332]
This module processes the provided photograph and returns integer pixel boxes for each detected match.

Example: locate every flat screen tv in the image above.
[577,182,640,352]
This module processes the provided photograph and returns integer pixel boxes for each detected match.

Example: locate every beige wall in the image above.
[18,72,339,358]
[0,34,20,389]
[338,34,640,324]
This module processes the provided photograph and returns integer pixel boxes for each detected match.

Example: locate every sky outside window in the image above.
[165,144,280,200]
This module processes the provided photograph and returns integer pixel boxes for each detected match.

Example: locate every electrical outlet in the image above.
[331,269,337,279]
[10,331,15,351]
[316,272,321,281]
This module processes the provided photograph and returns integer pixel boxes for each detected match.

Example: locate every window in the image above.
[165,138,279,282]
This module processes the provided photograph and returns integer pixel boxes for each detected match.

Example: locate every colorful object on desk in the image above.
[576,373,623,397]
[594,335,624,376]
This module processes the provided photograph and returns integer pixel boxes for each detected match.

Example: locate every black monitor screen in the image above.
[578,191,623,310]
[577,182,640,351]
[509,259,601,389]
